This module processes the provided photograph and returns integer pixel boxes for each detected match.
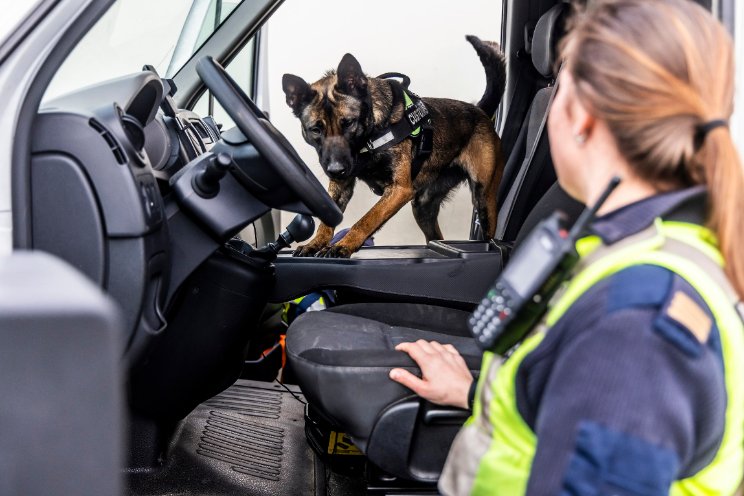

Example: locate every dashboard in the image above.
[34,72,168,355]
[31,65,322,365]
[144,104,221,178]
[32,69,228,360]
[28,64,340,423]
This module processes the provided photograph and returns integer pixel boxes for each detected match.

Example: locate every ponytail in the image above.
[701,129,744,297]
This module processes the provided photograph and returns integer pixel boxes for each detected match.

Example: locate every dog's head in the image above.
[282,54,373,180]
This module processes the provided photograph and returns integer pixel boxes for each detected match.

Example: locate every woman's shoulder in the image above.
[581,264,719,359]
[534,263,718,360]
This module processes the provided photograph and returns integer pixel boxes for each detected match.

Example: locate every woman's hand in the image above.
[389,340,474,410]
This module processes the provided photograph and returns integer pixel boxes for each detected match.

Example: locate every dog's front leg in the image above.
[293,177,356,257]
[319,178,414,258]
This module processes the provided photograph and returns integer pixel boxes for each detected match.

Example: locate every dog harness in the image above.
[358,74,434,180]
[439,216,744,495]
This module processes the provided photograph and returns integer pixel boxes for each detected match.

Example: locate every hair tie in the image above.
[694,119,728,149]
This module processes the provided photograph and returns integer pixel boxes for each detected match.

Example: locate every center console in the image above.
[271,240,510,308]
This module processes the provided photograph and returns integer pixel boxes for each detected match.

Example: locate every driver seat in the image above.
[286,5,575,482]
[287,300,480,445]
[286,186,579,480]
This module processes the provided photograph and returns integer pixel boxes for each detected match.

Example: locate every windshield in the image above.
[45,0,242,101]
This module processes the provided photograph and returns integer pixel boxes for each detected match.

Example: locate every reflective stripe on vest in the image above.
[463,219,744,495]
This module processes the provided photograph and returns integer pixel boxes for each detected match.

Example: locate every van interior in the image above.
[0,0,720,494]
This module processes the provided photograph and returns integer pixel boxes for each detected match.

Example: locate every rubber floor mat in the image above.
[128,380,316,496]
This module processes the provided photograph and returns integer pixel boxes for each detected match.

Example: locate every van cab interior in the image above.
[0,0,724,494]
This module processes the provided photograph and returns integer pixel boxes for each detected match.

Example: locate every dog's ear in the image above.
[282,74,314,116]
[336,53,367,97]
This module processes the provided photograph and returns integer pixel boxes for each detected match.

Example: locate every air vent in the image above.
[190,119,218,143]
[184,127,206,154]
[191,120,208,139]
[89,119,126,164]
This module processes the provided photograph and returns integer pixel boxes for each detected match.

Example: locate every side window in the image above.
[191,37,256,129]
[266,1,503,246]
[185,0,255,129]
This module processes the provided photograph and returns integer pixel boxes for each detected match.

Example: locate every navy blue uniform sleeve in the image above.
[523,269,726,496]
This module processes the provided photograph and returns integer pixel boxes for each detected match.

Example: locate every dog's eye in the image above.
[308,125,323,137]
[340,118,354,130]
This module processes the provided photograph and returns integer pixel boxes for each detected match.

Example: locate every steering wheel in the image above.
[196,56,342,227]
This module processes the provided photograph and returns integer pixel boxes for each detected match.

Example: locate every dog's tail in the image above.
[466,35,507,118]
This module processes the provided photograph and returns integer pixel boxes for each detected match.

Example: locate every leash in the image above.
[376,72,411,89]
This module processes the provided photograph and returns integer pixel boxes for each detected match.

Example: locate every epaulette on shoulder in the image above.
[605,265,717,357]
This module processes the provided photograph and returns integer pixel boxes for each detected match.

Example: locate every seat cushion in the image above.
[285,303,482,449]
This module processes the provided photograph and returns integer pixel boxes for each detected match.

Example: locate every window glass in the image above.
[266,0,504,245]
[192,36,255,130]
[45,0,244,101]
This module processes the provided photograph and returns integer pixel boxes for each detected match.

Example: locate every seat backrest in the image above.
[496,2,570,242]
[513,181,584,249]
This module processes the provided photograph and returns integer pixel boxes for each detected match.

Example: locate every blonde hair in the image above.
[561,0,744,296]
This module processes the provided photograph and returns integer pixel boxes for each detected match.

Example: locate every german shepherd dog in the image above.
[283,36,506,258]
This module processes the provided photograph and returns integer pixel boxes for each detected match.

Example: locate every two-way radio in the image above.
[469,177,621,354]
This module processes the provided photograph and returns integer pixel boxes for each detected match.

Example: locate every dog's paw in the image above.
[316,244,354,259]
[293,244,325,257]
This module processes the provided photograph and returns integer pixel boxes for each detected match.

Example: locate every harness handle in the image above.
[377,72,411,89]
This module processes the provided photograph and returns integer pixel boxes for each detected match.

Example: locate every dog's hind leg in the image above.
[467,178,498,240]
[412,188,448,242]
[411,166,467,242]
[456,124,503,240]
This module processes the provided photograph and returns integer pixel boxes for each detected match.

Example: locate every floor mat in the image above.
[128,380,317,496]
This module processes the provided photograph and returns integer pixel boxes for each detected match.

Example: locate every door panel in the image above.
[0,251,123,496]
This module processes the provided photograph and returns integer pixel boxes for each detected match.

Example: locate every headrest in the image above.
[531,3,570,79]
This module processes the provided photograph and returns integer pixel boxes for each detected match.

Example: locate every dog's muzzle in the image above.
[326,161,348,179]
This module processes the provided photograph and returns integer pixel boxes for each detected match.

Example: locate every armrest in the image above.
[270,240,509,306]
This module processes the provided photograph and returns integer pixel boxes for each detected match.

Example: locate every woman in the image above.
[389,0,744,494]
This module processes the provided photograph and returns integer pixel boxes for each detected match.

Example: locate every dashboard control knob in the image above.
[193,152,233,198]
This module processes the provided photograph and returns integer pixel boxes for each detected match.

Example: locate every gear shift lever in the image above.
[245,214,315,263]
[271,214,315,253]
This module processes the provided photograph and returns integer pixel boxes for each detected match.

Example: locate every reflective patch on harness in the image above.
[327,431,363,456]
[666,291,712,344]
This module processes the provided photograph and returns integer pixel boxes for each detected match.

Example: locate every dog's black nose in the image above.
[327,162,345,175]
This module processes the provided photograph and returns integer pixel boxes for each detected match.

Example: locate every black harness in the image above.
[358,73,434,180]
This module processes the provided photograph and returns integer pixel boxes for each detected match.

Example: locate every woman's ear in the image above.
[570,91,595,144]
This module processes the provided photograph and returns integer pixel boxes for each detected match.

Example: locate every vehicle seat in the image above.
[286,3,577,482]
[287,302,480,444]
[496,1,569,241]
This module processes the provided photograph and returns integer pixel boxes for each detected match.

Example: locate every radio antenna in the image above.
[567,176,621,240]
